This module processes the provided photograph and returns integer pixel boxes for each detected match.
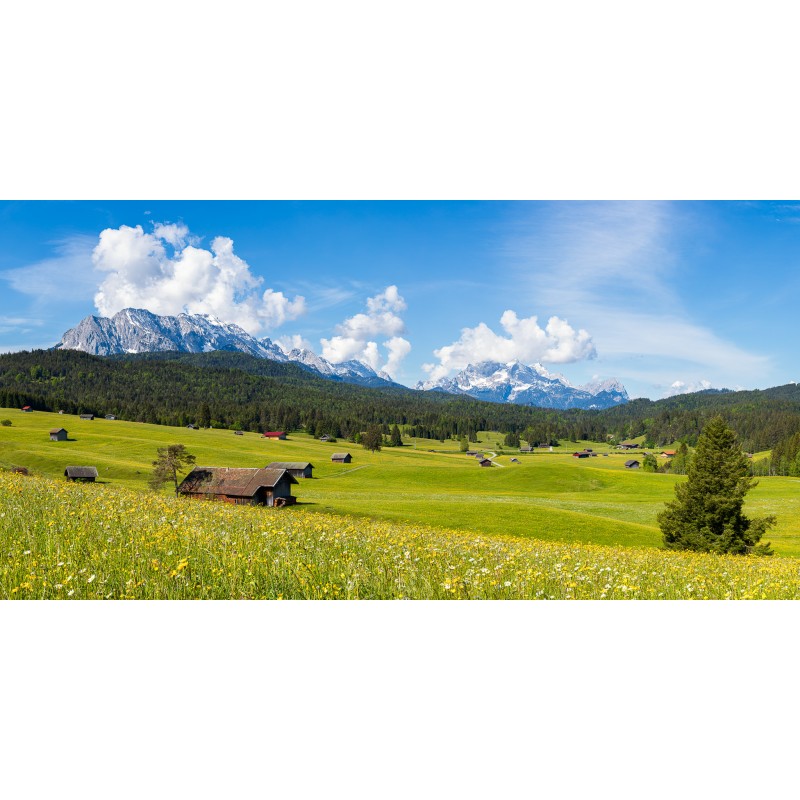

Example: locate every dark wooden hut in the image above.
[65,466,98,482]
[265,461,314,478]
[177,467,298,507]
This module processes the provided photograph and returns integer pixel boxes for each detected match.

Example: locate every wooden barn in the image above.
[21,405,33,412]
[572,451,590,458]
[331,453,352,464]
[262,431,287,440]
[624,460,641,469]
[65,466,98,482]
[49,427,68,441]
[478,458,493,467]
[177,467,298,507]
[265,461,314,478]
[80,414,94,421]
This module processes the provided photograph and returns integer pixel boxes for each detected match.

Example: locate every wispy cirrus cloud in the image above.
[0,235,98,300]
[503,201,771,388]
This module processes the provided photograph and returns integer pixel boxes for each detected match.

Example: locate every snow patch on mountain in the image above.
[416,360,628,409]
[55,309,397,389]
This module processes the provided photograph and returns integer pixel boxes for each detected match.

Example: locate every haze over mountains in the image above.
[55,308,630,409]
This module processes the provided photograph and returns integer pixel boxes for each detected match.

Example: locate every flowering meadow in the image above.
[2,470,799,599]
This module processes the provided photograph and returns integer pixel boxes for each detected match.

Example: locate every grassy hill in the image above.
[4,407,800,556]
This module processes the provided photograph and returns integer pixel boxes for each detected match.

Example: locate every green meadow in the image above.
[3,406,799,557]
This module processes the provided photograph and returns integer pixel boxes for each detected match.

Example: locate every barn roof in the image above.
[331,452,351,459]
[178,467,297,497]
[265,462,313,470]
[64,466,98,478]
[49,428,67,434]
[263,431,286,436]
[624,459,640,467]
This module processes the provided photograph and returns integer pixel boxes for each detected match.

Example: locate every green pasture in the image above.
[2,407,799,556]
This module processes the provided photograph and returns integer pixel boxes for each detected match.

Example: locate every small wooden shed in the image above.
[80,414,94,421]
[331,453,352,464]
[266,461,314,478]
[624,459,640,469]
[49,427,68,442]
[478,458,493,467]
[178,467,298,507]
[65,466,98,482]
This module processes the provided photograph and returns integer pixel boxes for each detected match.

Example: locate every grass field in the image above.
[2,406,798,557]
[3,469,799,599]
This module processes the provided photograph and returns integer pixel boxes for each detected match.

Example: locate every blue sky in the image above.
[1,200,798,399]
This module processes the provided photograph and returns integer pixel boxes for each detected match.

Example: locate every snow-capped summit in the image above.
[56,308,287,359]
[416,360,628,409]
[286,348,397,388]
[55,309,397,389]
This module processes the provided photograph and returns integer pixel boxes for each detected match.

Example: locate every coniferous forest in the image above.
[2,349,800,455]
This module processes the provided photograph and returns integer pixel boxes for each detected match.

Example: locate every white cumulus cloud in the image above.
[92,223,305,335]
[275,333,314,354]
[662,379,714,398]
[320,285,411,379]
[423,311,596,381]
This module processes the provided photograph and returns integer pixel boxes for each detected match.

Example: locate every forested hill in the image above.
[0,349,574,440]
[1,349,800,451]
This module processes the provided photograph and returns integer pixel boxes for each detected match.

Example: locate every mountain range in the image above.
[416,360,629,409]
[55,308,629,409]
[55,308,398,389]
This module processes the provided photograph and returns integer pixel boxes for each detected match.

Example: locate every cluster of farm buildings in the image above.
[27,410,354,508]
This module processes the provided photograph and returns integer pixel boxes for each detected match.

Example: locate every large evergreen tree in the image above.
[658,416,775,555]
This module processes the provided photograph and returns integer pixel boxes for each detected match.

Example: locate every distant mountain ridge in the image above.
[55,308,398,389]
[416,360,629,410]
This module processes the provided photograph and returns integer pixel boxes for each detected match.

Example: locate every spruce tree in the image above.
[361,425,383,453]
[658,416,775,555]
[390,424,403,447]
[670,441,689,475]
